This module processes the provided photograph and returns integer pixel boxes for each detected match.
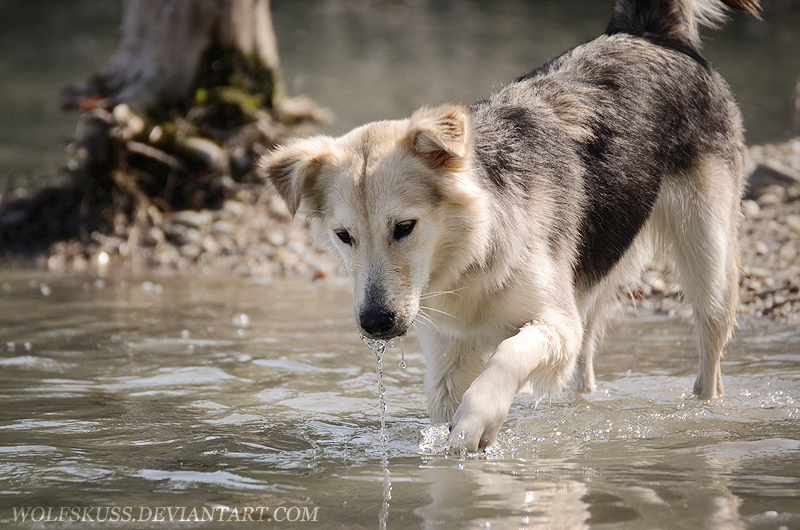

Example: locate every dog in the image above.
[259,0,760,452]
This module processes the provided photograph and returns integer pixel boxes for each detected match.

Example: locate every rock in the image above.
[180,243,202,260]
[268,232,286,247]
[747,164,792,199]
[779,243,797,262]
[141,227,165,247]
[222,200,245,217]
[172,210,213,228]
[786,215,800,233]
[163,223,189,244]
[756,192,782,207]
[202,236,220,255]
[742,199,760,219]
[212,221,236,235]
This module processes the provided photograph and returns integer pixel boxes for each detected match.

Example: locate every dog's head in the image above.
[259,104,489,340]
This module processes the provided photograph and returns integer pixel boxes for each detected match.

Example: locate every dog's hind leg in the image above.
[573,299,607,393]
[573,242,647,394]
[656,158,742,399]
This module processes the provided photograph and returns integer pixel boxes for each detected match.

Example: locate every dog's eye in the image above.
[334,228,354,246]
[393,220,417,241]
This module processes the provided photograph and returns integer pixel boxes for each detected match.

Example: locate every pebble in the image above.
[268,232,286,247]
[222,200,245,217]
[756,192,781,207]
[212,221,236,235]
[742,199,760,219]
[786,215,800,233]
[172,210,213,228]
[180,244,202,259]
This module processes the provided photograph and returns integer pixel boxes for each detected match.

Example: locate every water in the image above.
[2,0,800,186]
[361,335,392,530]
[2,3,799,526]
[1,270,799,529]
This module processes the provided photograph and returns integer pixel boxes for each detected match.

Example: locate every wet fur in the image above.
[260,0,759,452]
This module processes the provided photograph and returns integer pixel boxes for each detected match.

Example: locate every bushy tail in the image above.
[607,0,761,49]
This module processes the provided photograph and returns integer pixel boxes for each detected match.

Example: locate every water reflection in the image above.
[0,271,798,528]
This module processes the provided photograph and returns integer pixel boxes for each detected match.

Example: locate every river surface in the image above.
[0,270,798,529]
[2,0,800,186]
[1,1,800,527]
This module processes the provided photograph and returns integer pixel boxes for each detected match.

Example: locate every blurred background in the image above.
[1,0,798,189]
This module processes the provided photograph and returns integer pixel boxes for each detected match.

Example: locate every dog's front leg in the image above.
[446,319,579,453]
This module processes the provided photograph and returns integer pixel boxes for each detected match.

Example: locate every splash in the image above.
[419,424,450,454]
[361,335,392,530]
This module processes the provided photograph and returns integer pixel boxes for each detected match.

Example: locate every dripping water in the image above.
[361,335,392,529]
[398,336,406,370]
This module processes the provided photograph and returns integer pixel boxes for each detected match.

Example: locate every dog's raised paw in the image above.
[445,387,512,453]
[445,426,493,454]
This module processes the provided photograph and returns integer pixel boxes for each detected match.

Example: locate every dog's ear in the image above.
[257,138,333,216]
[407,104,471,171]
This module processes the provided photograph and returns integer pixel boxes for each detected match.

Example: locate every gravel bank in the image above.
[8,138,800,323]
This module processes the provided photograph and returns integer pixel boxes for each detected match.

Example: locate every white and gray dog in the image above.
[260,0,761,452]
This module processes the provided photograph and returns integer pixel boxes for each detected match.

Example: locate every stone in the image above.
[785,215,800,233]
[742,200,760,219]
[172,210,213,228]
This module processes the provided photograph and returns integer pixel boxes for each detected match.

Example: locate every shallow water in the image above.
[0,270,798,529]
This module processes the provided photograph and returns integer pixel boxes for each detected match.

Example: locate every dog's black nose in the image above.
[359,307,397,338]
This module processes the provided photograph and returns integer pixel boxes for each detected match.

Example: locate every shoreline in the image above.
[2,137,800,323]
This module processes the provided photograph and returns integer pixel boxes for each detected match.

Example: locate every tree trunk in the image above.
[2,0,329,259]
[62,0,285,114]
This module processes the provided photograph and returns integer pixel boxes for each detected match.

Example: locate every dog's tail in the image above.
[607,0,761,49]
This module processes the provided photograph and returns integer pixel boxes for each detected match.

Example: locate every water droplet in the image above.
[399,361,406,370]
[232,313,249,327]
